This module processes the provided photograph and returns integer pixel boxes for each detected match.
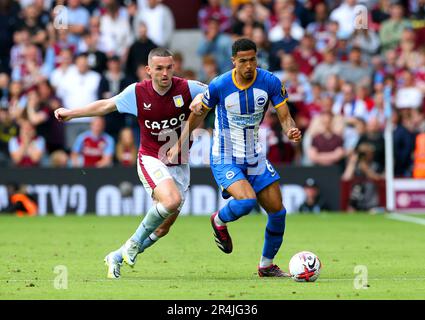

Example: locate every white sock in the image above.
[259,256,273,268]
[214,213,226,226]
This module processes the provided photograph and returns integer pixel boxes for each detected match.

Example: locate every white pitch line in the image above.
[387,213,425,226]
[2,278,425,283]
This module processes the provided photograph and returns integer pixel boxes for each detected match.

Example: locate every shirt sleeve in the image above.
[72,133,86,154]
[187,80,208,100]
[34,137,45,152]
[8,137,19,154]
[269,74,289,109]
[113,83,138,117]
[201,80,220,110]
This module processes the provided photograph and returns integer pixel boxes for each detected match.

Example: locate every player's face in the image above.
[232,50,257,81]
[147,56,174,89]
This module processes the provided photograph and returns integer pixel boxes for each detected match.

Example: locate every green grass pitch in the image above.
[0,213,424,300]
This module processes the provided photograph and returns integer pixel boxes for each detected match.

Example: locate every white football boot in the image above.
[121,239,139,267]
[104,253,122,279]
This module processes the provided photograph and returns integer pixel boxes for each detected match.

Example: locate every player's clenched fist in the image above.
[189,93,204,116]
[54,107,73,122]
[287,128,302,143]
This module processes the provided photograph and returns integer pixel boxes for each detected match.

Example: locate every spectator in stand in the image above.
[0,0,21,74]
[135,0,175,47]
[11,44,44,92]
[371,0,391,25]
[135,63,150,82]
[274,54,313,104]
[306,2,330,52]
[311,48,342,87]
[379,2,411,53]
[7,81,27,121]
[292,33,322,77]
[43,28,77,76]
[50,149,69,167]
[9,28,31,75]
[308,111,345,167]
[20,3,47,46]
[393,109,416,176]
[49,48,76,90]
[343,117,385,185]
[8,119,45,167]
[99,0,133,59]
[411,0,425,20]
[329,0,358,39]
[57,0,91,45]
[268,10,304,43]
[56,53,101,149]
[78,31,108,74]
[350,27,381,60]
[172,52,185,78]
[367,91,387,128]
[0,106,18,166]
[199,55,219,84]
[71,116,114,167]
[396,69,424,110]
[116,127,137,167]
[268,11,302,71]
[98,55,133,141]
[198,0,232,33]
[198,17,233,74]
[251,26,270,70]
[26,80,64,153]
[395,28,420,70]
[231,2,266,36]
[125,22,157,80]
[296,82,323,133]
[298,178,328,213]
[339,46,373,85]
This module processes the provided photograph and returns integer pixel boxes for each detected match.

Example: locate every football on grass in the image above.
[289,251,321,282]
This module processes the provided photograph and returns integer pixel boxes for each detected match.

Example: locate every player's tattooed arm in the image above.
[275,102,302,143]
[54,98,117,122]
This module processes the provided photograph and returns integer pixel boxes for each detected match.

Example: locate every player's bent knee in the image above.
[161,193,182,213]
[267,202,284,213]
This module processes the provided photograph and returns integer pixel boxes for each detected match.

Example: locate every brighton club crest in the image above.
[173,95,184,108]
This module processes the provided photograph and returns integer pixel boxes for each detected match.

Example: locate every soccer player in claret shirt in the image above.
[169,39,302,277]
[55,48,207,279]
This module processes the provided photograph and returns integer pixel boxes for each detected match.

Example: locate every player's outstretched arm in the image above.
[54,98,118,122]
[275,102,302,143]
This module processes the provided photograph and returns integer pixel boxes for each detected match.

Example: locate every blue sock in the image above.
[218,198,257,223]
[262,208,286,259]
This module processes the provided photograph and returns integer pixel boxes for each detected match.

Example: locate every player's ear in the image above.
[145,65,151,75]
[231,56,236,67]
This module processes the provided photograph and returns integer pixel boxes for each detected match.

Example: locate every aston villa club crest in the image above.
[173,95,184,108]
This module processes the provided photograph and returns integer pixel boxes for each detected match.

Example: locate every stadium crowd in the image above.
[0,0,424,180]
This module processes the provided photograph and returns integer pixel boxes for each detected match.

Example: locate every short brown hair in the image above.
[148,48,173,62]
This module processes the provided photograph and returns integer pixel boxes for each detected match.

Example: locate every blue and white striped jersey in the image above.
[202,68,288,164]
